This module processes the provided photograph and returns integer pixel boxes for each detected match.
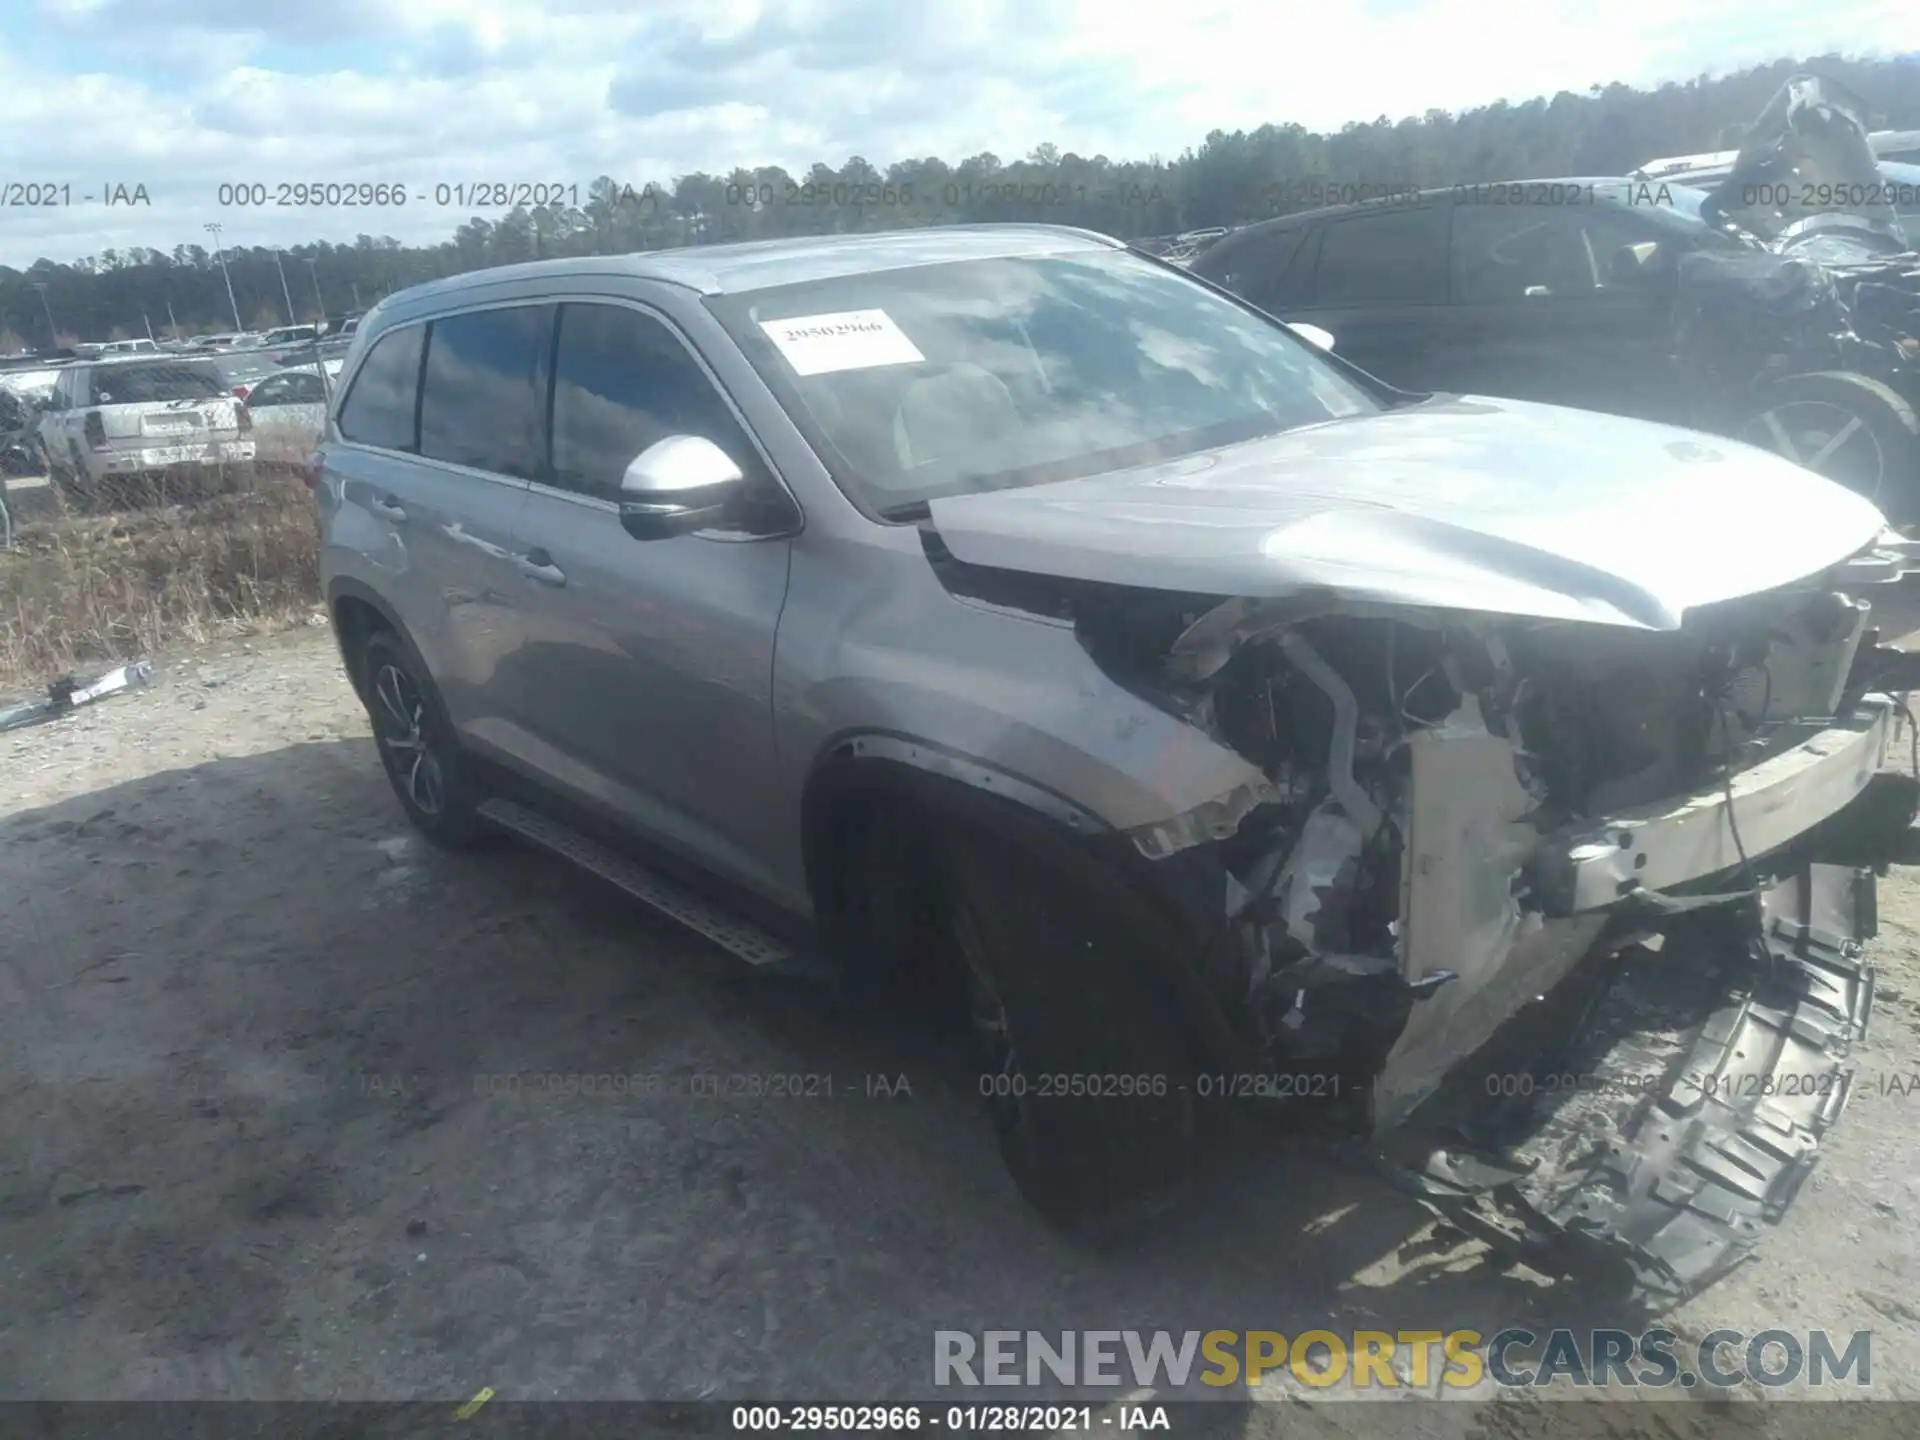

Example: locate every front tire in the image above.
[937,827,1200,1227]
[359,628,489,849]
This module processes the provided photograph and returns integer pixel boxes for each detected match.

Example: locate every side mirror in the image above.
[618,434,746,541]
[1288,322,1335,352]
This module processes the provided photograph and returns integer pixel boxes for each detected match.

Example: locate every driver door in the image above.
[1440,204,1688,424]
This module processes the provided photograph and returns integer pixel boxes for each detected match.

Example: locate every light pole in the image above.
[302,257,326,325]
[204,222,242,332]
[272,249,297,325]
[32,282,56,345]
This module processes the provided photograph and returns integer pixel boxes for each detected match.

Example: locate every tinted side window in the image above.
[1452,207,1673,303]
[282,371,327,403]
[1255,228,1321,309]
[337,325,425,450]
[1202,228,1303,304]
[548,302,758,502]
[1221,228,1313,312]
[419,305,545,478]
[1310,206,1449,307]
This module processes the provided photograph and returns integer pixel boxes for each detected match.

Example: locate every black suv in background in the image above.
[1189,179,1737,429]
[1191,157,1920,516]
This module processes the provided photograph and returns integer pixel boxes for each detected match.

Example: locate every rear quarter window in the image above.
[1199,226,1309,309]
[337,323,427,451]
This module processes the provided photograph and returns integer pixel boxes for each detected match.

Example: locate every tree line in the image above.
[4,50,1915,349]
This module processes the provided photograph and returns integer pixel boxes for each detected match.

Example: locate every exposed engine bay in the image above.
[928,524,1920,1302]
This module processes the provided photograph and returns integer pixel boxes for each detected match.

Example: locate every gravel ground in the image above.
[3,621,1919,1434]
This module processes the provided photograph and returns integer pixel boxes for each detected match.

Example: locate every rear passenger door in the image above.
[1282,202,1454,390]
[507,298,799,902]
[330,305,545,740]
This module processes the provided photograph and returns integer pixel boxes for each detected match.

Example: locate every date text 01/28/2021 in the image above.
[210,181,661,209]
[730,1405,1170,1431]
[973,1073,1341,1100]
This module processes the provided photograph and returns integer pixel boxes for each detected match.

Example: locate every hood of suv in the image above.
[925,395,1889,630]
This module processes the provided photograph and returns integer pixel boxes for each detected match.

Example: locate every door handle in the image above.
[516,548,566,587]
[368,494,407,522]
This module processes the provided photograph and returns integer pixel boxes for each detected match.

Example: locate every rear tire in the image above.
[1737,371,1920,522]
[359,628,489,850]
[936,825,1200,1227]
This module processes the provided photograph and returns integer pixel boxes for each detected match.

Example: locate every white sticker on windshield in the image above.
[758,309,926,376]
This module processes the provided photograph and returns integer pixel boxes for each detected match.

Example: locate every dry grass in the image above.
[0,475,322,687]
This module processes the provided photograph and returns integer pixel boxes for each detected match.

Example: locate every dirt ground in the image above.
[4,620,1920,1433]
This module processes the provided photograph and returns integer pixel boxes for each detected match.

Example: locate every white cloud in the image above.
[2,0,1915,265]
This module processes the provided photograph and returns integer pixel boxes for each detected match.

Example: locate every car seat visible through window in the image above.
[890,363,1023,475]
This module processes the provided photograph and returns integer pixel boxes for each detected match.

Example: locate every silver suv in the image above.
[38,354,255,508]
[317,224,1920,1301]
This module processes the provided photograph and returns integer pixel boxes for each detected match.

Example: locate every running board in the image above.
[477,796,796,969]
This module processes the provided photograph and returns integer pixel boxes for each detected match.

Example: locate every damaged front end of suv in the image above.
[924,449,1920,1305]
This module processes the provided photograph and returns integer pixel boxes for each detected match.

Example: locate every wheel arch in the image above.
[799,730,1255,1072]
[326,575,412,706]
[1763,369,1920,433]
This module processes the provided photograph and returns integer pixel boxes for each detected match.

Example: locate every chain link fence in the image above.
[14,425,324,519]
[44,450,271,515]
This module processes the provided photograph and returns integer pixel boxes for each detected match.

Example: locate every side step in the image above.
[477,796,796,969]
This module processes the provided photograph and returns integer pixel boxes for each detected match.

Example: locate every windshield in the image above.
[88,361,227,404]
[707,248,1379,513]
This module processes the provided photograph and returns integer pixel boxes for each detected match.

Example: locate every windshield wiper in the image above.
[876,499,931,522]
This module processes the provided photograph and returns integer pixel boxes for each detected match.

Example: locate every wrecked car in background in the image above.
[1682,73,1920,519]
[1189,73,1920,522]
[317,226,1920,1311]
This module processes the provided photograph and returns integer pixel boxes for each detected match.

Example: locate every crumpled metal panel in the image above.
[1390,862,1874,1307]
[1371,693,1603,1130]
[929,396,1891,631]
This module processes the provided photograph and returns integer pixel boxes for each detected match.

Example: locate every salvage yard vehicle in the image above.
[215,352,287,400]
[1634,156,1920,234]
[243,359,340,472]
[1191,75,1920,521]
[37,355,256,510]
[316,223,1920,1306]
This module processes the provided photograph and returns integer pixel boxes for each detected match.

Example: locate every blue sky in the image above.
[1,0,1916,266]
